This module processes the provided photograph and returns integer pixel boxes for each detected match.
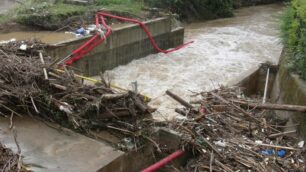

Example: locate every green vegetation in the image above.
[0,0,236,30]
[281,0,306,79]
[145,0,234,20]
[96,0,144,16]
[0,0,145,30]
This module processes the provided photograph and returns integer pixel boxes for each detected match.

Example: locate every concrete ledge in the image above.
[0,117,124,172]
[48,17,185,76]
[229,64,277,97]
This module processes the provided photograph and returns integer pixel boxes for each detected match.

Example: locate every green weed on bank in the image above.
[281,0,306,79]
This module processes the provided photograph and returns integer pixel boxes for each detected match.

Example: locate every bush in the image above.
[95,0,131,5]
[145,0,234,20]
[281,0,306,79]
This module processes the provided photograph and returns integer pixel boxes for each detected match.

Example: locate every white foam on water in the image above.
[105,4,284,121]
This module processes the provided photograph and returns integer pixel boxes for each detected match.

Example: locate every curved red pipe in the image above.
[141,150,185,172]
[65,15,112,65]
[97,12,194,54]
[64,12,193,66]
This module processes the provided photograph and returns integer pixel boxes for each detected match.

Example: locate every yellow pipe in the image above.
[55,69,150,101]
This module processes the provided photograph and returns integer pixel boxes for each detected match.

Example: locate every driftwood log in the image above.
[231,99,306,112]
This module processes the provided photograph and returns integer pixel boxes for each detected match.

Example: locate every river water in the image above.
[105,4,284,121]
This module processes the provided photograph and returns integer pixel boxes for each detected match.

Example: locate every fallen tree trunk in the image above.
[231,100,306,113]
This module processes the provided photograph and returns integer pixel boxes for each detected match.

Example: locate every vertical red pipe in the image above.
[141,150,185,172]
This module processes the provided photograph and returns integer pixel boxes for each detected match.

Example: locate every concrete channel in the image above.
[2,3,302,172]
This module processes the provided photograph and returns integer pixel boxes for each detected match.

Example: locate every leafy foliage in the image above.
[281,0,306,79]
[145,0,234,20]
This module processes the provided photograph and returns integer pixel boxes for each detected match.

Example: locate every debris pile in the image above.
[0,142,25,172]
[0,40,153,135]
[167,87,305,172]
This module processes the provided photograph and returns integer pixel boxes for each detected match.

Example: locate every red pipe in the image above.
[141,150,185,172]
[63,12,193,66]
[65,15,112,65]
[97,12,194,54]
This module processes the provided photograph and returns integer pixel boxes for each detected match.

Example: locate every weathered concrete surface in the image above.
[270,50,306,139]
[48,17,184,76]
[231,64,278,97]
[0,117,123,172]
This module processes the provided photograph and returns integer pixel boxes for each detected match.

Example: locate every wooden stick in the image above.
[202,137,223,158]
[101,93,126,100]
[215,159,233,172]
[175,108,188,116]
[247,142,299,151]
[0,103,22,117]
[30,96,40,114]
[211,93,281,133]
[51,83,67,91]
[39,52,48,80]
[231,99,306,113]
[269,130,296,138]
[211,92,260,122]
[166,90,194,109]
[263,68,270,104]
[200,165,221,172]
[210,151,214,172]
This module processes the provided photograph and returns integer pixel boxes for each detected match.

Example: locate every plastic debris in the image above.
[214,140,227,147]
[298,141,304,148]
[118,138,135,151]
[260,149,274,156]
[0,38,16,45]
[277,149,286,158]
[76,27,86,35]
[255,140,263,144]
[19,44,27,51]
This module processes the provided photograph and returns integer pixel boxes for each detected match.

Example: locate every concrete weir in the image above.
[48,17,184,76]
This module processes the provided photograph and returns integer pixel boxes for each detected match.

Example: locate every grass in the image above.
[281,0,306,79]
[0,0,145,29]
[96,0,144,16]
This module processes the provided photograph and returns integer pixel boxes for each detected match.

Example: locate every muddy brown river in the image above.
[105,4,284,120]
[0,31,75,44]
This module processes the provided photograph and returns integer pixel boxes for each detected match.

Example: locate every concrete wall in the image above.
[48,17,184,76]
[229,64,277,98]
[270,50,306,139]
[233,49,306,140]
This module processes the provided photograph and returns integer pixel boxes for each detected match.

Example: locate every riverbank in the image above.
[0,0,286,33]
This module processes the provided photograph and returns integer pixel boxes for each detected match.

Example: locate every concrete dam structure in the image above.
[48,17,184,76]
